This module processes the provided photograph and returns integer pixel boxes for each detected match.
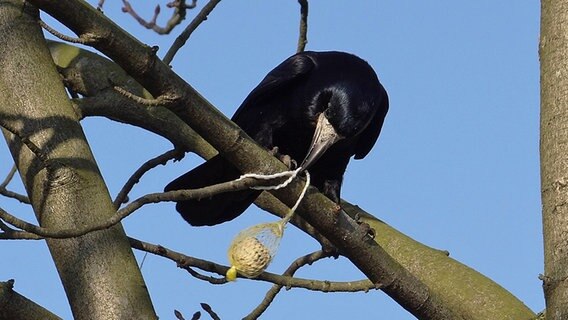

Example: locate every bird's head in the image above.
[300,86,377,170]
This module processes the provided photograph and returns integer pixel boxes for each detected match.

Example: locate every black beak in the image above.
[300,113,343,170]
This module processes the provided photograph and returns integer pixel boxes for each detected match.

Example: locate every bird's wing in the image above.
[231,52,316,124]
[354,91,389,159]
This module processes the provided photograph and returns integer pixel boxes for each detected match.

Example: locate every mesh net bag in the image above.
[226,221,284,280]
[225,171,310,281]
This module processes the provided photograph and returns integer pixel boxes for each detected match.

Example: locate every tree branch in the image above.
[0,171,295,239]
[0,186,30,204]
[1,164,17,188]
[129,236,376,293]
[296,0,308,53]
[244,250,333,320]
[0,280,62,320]
[113,148,183,208]
[163,0,222,65]
[121,0,196,35]
[0,3,157,318]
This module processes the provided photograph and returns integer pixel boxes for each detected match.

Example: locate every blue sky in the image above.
[1,1,540,319]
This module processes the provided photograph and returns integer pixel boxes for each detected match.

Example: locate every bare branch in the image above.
[113,149,183,208]
[183,267,226,284]
[0,186,30,204]
[0,171,293,239]
[40,20,91,44]
[112,84,175,107]
[296,0,308,53]
[163,0,222,65]
[0,230,43,240]
[121,1,160,30]
[0,280,62,320]
[1,164,17,188]
[200,303,220,320]
[0,218,43,240]
[0,119,70,190]
[0,120,50,167]
[121,0,196,35]
[129,237,377,292]
[174,309,186,320]
[244,250,331,320]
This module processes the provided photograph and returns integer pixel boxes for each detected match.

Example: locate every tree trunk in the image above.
[541,1,568,318]
[0,2,156,319]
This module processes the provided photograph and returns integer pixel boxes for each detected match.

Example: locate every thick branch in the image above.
[541,1,568,317]
[0,280,61,320]
[0,2,156,319]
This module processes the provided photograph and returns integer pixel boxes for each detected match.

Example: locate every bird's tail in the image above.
[164,155,260,226]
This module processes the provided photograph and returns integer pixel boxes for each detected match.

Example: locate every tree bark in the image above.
[541,1,568,318]
[0,280,61,320]
[0,2,156,319]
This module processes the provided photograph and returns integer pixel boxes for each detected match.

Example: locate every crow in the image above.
[165,51,389,226]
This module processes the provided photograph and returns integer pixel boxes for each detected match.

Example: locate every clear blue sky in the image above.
[1,1,540,319]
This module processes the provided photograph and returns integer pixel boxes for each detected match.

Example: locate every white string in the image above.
[236,168,311,234]
[280,170,310,227]
[238,168,302,190]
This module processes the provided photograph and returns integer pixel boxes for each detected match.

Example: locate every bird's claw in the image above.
[358,222,376,240]
[269,146,298,170]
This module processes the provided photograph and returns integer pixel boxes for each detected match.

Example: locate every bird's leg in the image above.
[341,207,377,240]
[268,146,298,170]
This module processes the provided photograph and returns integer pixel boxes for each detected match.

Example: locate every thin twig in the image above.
[0,219,42,240]
[163,0,222,65]
[129,236,378,292]
[39,20,93,44]
[296,0,308,53]
[174,309,186,320]
[183,267,227,284]
[121,0,196,35]
[0,187,30,204]
[113,149,183,208]
[200,303,220,320]
[0,172,291,239]
[113,85,170,106]
[244,250,331,320]
[0,121,50,166]
[0,230,43,240]
[0,121,64,184]
[1,164,17,188]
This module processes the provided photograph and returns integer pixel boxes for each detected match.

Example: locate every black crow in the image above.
[165,51,389,226]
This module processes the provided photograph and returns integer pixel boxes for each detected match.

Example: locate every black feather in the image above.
[164,51,389,226]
